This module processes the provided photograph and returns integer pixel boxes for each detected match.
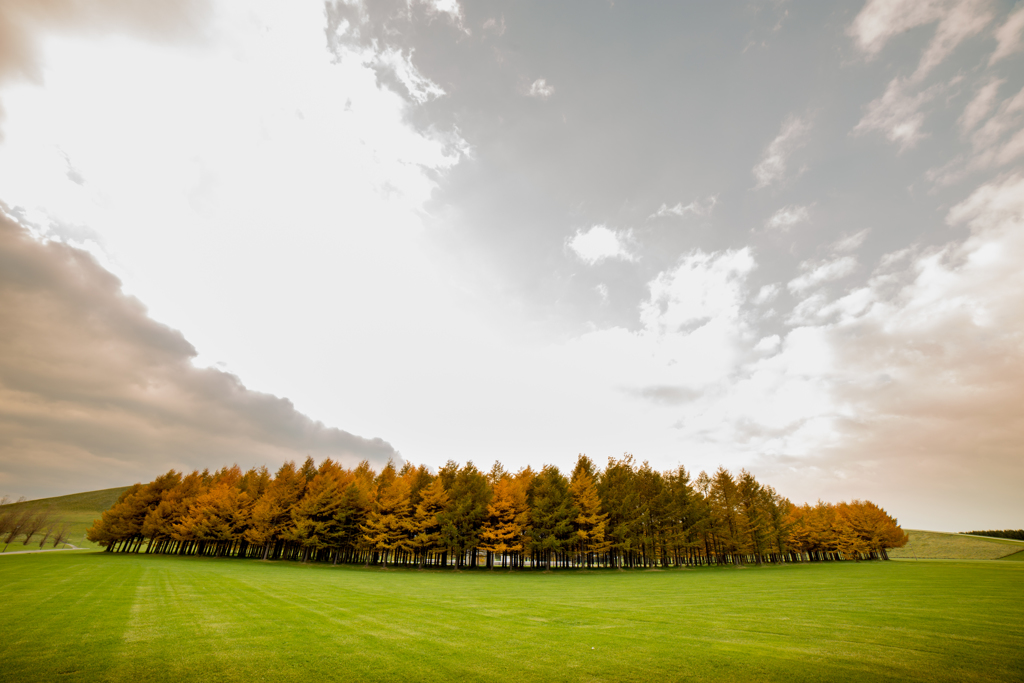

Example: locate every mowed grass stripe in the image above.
[0,553,1021,682]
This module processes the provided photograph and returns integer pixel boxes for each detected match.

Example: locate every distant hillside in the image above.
[3,486,131,513]
[888,529,1024,560]
[1,486,130,553]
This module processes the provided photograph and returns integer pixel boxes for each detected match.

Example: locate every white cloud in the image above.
[418,0,463,22]
[989,2,1024,65]
[849,0,947,58]
[850,0,993,80]
[960,77,1004,132]
[787,256,858,294]
[375,47,447,104]
[566,225,636,264]
[969,85,1024,159]
[850,0,993,152]
[649,195,718,219]
[754,334,781,353]
[853,76,945,150]
[528,78,554,99]
[832,229,870,252]
[914,0,992,78]
[754,283,780,305]
[765,204,810,230]
[753,115,810,188]
[930,83,1024,184]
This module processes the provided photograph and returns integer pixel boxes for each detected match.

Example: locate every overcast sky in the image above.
[1,0,1023,530]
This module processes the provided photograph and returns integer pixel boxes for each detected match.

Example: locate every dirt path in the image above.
[0,545,86,556]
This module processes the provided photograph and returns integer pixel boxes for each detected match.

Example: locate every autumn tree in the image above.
[480,469,529,569]
[361,462,412,566]
[569,455,609,567]
[410,477,450,567]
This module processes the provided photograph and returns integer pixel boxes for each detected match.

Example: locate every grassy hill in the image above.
[0,486,130,553]
[887,529,1024,560]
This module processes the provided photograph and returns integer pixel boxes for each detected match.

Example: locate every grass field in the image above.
[887,529,1024,560]
[0,486,129,553]
[0,553,1021,682]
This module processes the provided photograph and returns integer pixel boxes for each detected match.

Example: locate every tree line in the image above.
[0,497,72,552]
[87,455,908,568]
[962,529,1024,541]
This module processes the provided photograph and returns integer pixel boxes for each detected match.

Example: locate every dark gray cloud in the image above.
[0,212,398,499]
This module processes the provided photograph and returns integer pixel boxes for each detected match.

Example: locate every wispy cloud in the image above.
[376,47,447,104]
[765,204,810,230]
[833,229,870,252]
[528,78,554,99]
[566,225,636,264]
[931,83,1024,184]
[649,195,718,219]
[753,115,810,188]
[787,256,858,294]
[853,76,946,150]
[990,3,1024,64]
[960,77,1004,132]
[849,0,993,81]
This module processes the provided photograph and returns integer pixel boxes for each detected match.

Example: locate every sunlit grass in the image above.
[1,552,1021,682]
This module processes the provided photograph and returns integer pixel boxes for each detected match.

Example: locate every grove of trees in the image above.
[87,455,908,568]
[0,497,71,552]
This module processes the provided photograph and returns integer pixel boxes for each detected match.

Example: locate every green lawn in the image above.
[0,553,1021,682]
[0,486,130,553]
[888,529,1024,560]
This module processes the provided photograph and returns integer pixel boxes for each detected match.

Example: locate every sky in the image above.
[0,0,1022,531]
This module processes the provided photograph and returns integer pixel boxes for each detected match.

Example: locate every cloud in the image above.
[0,213,398,498]
[567,225,636,264]
[849,0,993,80]
[765,204,810,230]
[482,16,506,36]
[849,1,993,152]
[853,76,945,150]
[640,248,755,338]
[968,85,1024,162]
[775,174,1024,528]
[932,83,1024,183]
[832,229,870,252]
[787,256,858,294]
[754,283,780,305]
[373,47,447,104]
[754,334,781,353]
[753,115,810,188]
[0,0,209,137]
[528,78,554,99]
[960,77,1004,132]
[649,195,718,219]
[990,3,1024,64]
[418,0,464,24]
